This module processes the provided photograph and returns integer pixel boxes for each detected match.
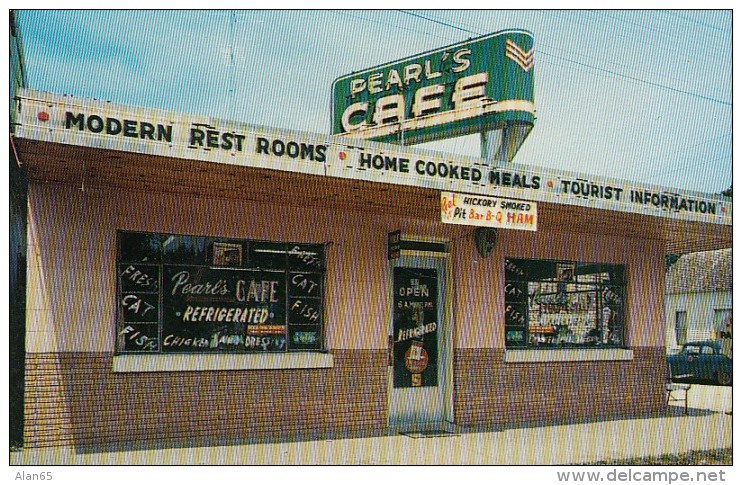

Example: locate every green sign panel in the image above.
[331,29,535,146]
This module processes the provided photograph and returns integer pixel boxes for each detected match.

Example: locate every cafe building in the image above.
[9,27,732,450]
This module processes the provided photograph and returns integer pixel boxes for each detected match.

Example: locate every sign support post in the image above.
[481,129,505,167]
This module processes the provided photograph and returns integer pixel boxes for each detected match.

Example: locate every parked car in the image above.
[667,341,732,386]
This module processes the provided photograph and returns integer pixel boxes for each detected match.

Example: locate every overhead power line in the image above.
[665,10,729,32]
[396,10,732,107]
[655,154,732,179]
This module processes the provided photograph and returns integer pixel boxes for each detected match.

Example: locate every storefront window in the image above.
[116,231,325,354]
[504,258,625,349]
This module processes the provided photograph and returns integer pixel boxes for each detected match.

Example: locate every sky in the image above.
[15,8,733,194]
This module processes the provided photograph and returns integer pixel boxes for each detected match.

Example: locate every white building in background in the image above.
[666,249,732,353]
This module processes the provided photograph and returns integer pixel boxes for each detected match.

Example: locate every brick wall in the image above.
[453,347,667,427]
[24,350,387,450]
[25,347,669,449]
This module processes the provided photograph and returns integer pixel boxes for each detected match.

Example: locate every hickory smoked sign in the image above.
[441,191,538,231]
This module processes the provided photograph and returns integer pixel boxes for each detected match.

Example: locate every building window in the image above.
[504,258,625,348]
[675,311,687,346]
[116,230,325,354]
[713,309,732,338]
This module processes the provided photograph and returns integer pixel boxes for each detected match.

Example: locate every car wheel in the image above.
[717,370,732,386]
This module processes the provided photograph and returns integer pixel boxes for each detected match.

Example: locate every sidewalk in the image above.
[10,386,732,465]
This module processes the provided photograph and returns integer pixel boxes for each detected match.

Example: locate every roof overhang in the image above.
[12,89,732,255]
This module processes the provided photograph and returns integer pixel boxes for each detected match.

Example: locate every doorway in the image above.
[388,251,452,430]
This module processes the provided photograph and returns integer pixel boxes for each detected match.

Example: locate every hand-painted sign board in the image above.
[15,89,732,226]
[441,191,537,231]
[116,231,325,354]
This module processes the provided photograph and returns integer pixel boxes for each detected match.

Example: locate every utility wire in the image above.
[393,9,731,189]
[656,154,732,178]
[335,10,452,41]
[538,50,731,106]
[632,134,731,180]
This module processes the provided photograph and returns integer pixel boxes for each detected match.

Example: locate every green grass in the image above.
[588,448,732,465]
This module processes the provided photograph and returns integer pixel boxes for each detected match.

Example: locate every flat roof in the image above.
[12,89,732,255]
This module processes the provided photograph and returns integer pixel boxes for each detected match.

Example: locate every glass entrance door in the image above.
[388,253,451,428]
